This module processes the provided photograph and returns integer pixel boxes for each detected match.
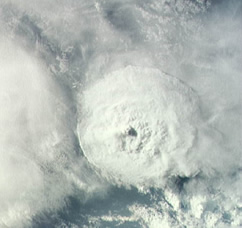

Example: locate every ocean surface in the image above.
[0,0,241,227]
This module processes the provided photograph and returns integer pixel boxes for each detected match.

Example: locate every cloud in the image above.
[0,37,108,227]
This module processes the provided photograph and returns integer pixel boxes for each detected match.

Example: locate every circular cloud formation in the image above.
[78,66,201,187]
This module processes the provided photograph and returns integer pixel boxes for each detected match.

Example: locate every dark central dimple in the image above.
[128,127,137,137]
